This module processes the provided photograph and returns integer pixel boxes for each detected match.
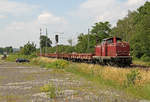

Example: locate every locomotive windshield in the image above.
[101,37,122,44]
[107,38,113,44]
[116,38,122,43]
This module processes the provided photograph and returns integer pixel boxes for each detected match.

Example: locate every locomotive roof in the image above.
[103,37,121,41]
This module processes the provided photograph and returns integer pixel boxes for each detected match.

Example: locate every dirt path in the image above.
[0,61,146,102]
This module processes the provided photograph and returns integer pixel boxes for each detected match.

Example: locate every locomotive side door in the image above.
[102,41,107,56]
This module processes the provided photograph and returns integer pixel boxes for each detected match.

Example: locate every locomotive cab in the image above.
[94,37,132,67]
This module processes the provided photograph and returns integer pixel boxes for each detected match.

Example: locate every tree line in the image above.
[73,1,150,61]
[112,1,150,61]
[0,46,13,54]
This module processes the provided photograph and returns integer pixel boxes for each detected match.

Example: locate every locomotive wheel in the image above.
[115,61,130,67]
[108,61,115,66]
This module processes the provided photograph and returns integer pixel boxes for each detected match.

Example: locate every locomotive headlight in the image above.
[122,43,126,47]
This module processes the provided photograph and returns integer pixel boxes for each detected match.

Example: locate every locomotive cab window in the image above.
[101,41,106,45]
[116,38,122,43]
[106,38,113,44]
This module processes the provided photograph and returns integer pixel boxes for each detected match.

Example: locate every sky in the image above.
[0,0,149,48]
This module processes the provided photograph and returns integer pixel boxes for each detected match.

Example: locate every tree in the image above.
[0,46,13,54]
[111,11,138,42]
[75,21,111,53]
[40,35,52,48]
[46,45,75,53]
[91,21,111,43]
[4,46,13,53]
[111,1,150,60]
[75,33,88,53]
[0,48,3,54]
[20,42,36,55]
[68,39,73,46]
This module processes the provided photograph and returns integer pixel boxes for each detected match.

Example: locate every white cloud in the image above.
[80,0,114,9]
[0,0,69,47]
[127,0,144,6]
[0,11,68,48]
[0,20,39,47]
[6,22,26,30]
[38,12,67,25]
[0,15,7,19]
[0,0,38,17]
[71,0,148,27]
[37,12,69,46]
[0,0,40,47]
[65,0,148,44]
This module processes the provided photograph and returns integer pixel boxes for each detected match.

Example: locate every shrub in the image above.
[124,70,142,87]
[46,60,69,69]
[141,54,150,62]
[20,42,36,55]
[40,84,56,98]
[6,53,37,62]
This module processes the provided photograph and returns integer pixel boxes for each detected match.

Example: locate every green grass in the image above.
[40,84,56,98]
[66,64,120,89]
[6,54,37,62]
[66,64,150,100]
[133,60,150,67]
[40,83,63,99]
[125,83,150,99]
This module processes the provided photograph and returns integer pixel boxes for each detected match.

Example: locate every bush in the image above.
[31,57,69,69]
[20,42,36,55]
[40,84,56,98]
[46,60,69,69]
[6,53,37,62]
[124,70,142,87]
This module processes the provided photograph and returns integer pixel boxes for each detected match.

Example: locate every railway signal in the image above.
[55,35,59,43]
[40,28,42,56]
[55,34,59,58]
[45,28,48,56]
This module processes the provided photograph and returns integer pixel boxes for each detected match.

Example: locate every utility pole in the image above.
[87,28,90,53]
[54,32,63,58]
[55,34,58,58]
[45,28,48,56]
[40,28,42,56]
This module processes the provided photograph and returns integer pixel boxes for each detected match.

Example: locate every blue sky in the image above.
[12,0,86,15]
[0,0,148,48]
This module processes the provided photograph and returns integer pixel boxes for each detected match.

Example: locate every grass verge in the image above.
[5,54,37,62]
[133,60,150,67]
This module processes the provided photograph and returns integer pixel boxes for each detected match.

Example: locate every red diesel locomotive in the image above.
[40,37,132,67]
[93,37,132,66]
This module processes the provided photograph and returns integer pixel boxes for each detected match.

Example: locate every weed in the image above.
[6,54,37,62]
[133,60,150,67]
[40,84,56,98]
[46,60,69,69]
[31,57,69,69]
[124,70,142,87]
